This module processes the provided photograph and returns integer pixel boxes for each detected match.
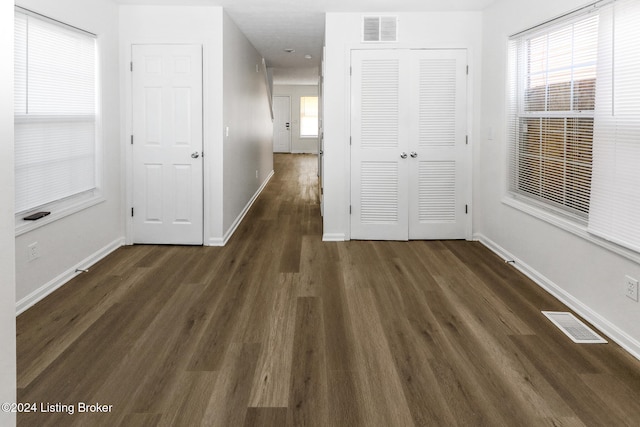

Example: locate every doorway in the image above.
[273,95,292,153]
[131,44,204,245]
[350,49,470,240]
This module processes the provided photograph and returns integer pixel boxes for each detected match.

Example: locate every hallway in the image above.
[17,154,640,426]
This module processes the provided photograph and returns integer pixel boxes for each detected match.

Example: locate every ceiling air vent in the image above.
[362,16,398,42]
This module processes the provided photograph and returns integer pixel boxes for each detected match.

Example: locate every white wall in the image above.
[15,0,122,310]
[120,7,272,245]
[0,2,16,424]
[222,12,274,235]
[119,5,225,244]
[479,0,640,357]
[273,85,319,154]
[323,12,483,241]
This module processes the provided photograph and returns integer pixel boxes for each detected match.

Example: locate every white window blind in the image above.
[14,9,97,214]
[300,96,318,137]
[588,0,640,252]
[508,14,599,220]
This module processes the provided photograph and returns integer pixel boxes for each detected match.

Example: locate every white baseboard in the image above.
[219,170,275,246]
[16,237,125,315]
[207,237,225,247]
[474,232,640,361]
[322,233,346,242]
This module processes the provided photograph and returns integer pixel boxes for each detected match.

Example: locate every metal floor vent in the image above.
[542,311,607,344]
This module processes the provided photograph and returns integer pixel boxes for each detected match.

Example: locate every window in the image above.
[14,8,98,217]
[508,0,640,253]
[300,96,318,137]
[588,0,640,252]
[508,14,599,220]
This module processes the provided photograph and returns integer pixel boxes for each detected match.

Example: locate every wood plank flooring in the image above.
[17,154,640,426]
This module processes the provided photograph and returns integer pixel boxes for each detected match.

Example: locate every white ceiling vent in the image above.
[542,311,607,344]
[362,16,398,42]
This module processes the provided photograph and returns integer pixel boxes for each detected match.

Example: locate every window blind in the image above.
[508,14,599,220]
[14,9,97,214]
[588,0,640,252]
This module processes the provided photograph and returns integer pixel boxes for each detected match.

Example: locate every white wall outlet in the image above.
[625,275,639,302]
[27,242,40,262]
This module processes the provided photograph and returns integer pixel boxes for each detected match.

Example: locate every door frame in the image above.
[347,47,473,241]
[124,43,205,245]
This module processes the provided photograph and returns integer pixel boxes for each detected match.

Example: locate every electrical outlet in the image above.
[255,170,258,179]
[625,275,639,302]
[27,242,40,262]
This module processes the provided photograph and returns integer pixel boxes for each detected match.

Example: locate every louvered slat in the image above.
[419,59,457,148]
[418,161,456,223]
[361,59,399,149]
[361,162,399,224]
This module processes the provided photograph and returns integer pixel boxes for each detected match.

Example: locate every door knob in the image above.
[410,151,418,158]
[400,152,408,159]
[191,152,200,159]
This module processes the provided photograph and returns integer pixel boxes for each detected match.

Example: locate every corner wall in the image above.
[15,0,122,309]
[478,0,640,356]
[222,12,274,236]
[323,11,483,241]
[0,2,16,424]
[273,85,319,154]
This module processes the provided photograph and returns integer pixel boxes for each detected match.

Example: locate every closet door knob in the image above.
[400,152,408,159]
[410,151,418,158]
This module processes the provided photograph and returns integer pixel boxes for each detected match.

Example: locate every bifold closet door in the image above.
[350,49,410,240]
[408,49,468,240]
[350,48,469,241]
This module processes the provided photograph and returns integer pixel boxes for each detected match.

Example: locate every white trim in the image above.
[474,232,640,362]
[502,195,640,265]
[207,237,225,247]
[15,194,105,236]
[213,170,275,246]
[16,237,125,315]
[322,233,346,242]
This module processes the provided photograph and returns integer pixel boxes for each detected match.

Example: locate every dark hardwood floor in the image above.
[17,154,640,426]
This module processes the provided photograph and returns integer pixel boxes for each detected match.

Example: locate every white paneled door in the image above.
[132,44,203,244]
[273,95,291,152]
[351,49,469,240]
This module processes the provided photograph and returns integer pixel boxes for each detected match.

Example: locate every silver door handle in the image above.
[400,152,408,159]
[191,152,200,159]
[410,151,418,158]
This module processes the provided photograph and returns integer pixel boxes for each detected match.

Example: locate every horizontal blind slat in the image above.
[13,9,97,214]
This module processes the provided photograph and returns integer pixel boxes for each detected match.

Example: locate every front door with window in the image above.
[131,44,203,245]
[273,96,291,153]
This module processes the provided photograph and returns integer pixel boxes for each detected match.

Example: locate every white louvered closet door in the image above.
[350,49,410,240]
[408,49,468,239]
[351,49,469,241]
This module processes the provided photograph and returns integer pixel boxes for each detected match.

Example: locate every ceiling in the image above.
[115,0,496,84]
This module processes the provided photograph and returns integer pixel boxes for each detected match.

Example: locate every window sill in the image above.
[16,192,105,237]
[502,195,640,265]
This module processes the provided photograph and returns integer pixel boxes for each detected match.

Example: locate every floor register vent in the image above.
[542,311,607,344]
